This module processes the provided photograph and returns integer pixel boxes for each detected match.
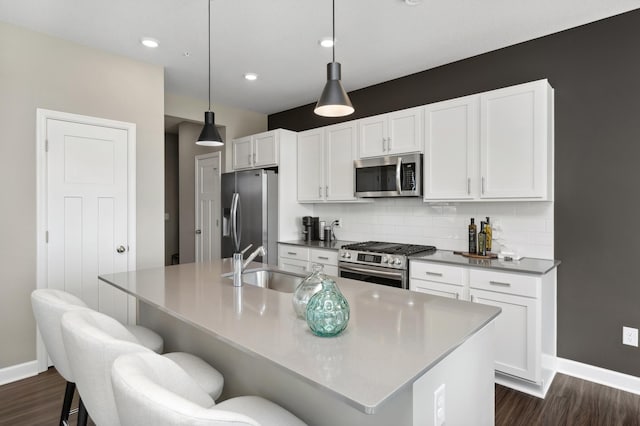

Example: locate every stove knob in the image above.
[345,253,351,259]
[381,256,388,264]
[340,252,345,258]
[394,258,402,266]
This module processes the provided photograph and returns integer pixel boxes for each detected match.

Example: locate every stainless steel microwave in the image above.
[354,153,422,197]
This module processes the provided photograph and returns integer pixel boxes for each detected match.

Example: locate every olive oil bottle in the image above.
[485,217,492,252]
[468,218,477,254]
[478,222,487,256]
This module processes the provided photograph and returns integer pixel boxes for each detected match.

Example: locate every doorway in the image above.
[195,152,221,262]
[36,109,136,371]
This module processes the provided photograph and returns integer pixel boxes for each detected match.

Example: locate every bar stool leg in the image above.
[59,381,75,426]
[77,398,88,426]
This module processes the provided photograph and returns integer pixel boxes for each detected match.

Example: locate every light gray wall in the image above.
[177,122,226,263]
[0,22,165,367]
[165,133,179,265]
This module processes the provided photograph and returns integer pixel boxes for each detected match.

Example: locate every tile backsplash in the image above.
[313,199,554,259]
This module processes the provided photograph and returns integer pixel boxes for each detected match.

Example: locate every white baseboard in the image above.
[0,360,38,386]
[557,357,640,396]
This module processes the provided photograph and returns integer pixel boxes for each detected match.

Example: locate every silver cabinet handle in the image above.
[470,295,475,302]
[248,154,251,165]
[387,136,391,150]
[426,271,443,277]
[287,252,297,256]
[481,177,485,194]
[325,186,329,197]
[253,152,256,164]
[318,186,322,198]
[455,292,460,300]
[467,178,471,195]
[382,138,386,152]
[195,229,202,235]
[116,245,126,253]
[317,256,329,260]
[489,280,511,287]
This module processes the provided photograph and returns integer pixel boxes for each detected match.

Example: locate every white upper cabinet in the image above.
[423,79,553,202]
[231,130,281,170]
[358,106,423,158]
[297,121,358,203]
[480,80,552,199]
[424,95,479,200]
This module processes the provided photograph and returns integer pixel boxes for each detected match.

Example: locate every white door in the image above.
[43,112,135,325]
[253,131,278,167]
[387,106,423,154]
[358,115,387,158]
[232,136,253,170]
[195,153,221,262]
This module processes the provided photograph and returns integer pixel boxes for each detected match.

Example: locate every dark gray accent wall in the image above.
[269,9,640,377]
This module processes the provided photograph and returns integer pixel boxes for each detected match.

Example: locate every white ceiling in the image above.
[1,0,639,115]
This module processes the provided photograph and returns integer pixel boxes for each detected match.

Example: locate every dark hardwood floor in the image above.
[1,368,639,425]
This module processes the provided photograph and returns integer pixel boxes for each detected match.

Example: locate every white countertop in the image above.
[99,259,500,414]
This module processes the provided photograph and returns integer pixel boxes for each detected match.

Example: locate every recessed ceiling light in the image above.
[244,73,258,81]
[319,38,334,48]
[140,37,159,48]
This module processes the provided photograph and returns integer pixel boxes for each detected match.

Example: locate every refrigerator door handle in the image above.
[230,192,241,253]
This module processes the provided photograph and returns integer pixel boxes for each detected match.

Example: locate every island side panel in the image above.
[139,301,414,426]
[413,322,495,426]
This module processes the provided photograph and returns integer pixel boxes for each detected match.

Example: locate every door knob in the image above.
[195,229,202,234]
[116,245,126,253]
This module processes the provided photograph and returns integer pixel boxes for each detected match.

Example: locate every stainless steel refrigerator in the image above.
[221,169,278,264]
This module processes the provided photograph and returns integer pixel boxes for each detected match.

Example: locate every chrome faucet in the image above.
[233,244,266,287]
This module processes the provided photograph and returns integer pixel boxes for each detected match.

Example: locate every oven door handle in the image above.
[340,264,404,279]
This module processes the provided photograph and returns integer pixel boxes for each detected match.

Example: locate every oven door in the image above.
[338,262,407,289]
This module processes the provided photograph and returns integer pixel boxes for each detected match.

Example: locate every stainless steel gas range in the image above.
[338,241,436,289]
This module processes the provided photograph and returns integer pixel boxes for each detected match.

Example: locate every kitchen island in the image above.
[99,259,500,425]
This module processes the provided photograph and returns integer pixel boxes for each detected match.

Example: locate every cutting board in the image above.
[453,251,497,260]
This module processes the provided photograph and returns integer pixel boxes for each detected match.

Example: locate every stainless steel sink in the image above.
[222,269,306,293]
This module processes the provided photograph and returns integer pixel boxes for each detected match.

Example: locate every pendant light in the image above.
[197,0,224,146]
[314,0,354,117]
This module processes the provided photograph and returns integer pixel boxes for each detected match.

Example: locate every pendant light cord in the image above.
[332,0,335,63]
[207,0,211,112]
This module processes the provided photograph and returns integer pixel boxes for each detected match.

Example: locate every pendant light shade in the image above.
[196,0,224,146]
[314,0,354,117]
[197,111,223,146]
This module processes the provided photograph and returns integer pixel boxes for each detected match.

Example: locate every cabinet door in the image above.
[325,122,357,201]
[297,129,325,202]
[480,80,549,199]
[253,131,278,167]
[424,96,478,200]
[470,288,539,382]
[232,136,253,170]
[387,106,423,155]
[358,115,387,158]
[411,279,464,300]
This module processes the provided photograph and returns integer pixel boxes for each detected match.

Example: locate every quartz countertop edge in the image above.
[98,259,500,414]
[279,240,358,250]
[410,250,560,275]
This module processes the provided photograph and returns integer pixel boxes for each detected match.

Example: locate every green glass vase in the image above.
[306,278,350,337]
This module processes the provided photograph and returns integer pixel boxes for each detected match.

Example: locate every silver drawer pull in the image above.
[489,280,511,287]
[317,256,329,260]
[426,271,443,277]
[455,292,459,300]
[287,252,297,256]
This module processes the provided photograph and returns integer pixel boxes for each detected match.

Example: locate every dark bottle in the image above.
[468,218,477,254]
[478,222,487,256]
[485,217,492,252]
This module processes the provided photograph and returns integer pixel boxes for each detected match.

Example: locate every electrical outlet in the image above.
[334,218,342,228]
[433,384,445,426]
[623,326,638,347]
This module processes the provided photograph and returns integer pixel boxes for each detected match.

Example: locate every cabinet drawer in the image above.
[411,279,464,300]
[310,249,338,266]
[278,245,310,261]
[410,261,464,285]
[469,269,538,298]
[278,258,309,274]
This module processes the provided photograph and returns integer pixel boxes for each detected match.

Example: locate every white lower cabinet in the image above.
[278,244,339,277]
[410,259,556,396]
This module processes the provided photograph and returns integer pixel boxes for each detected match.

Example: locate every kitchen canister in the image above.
[306,277,350,337]
[292,264,325,319]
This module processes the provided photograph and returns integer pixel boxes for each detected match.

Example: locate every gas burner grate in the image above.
[341,241,436,255]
